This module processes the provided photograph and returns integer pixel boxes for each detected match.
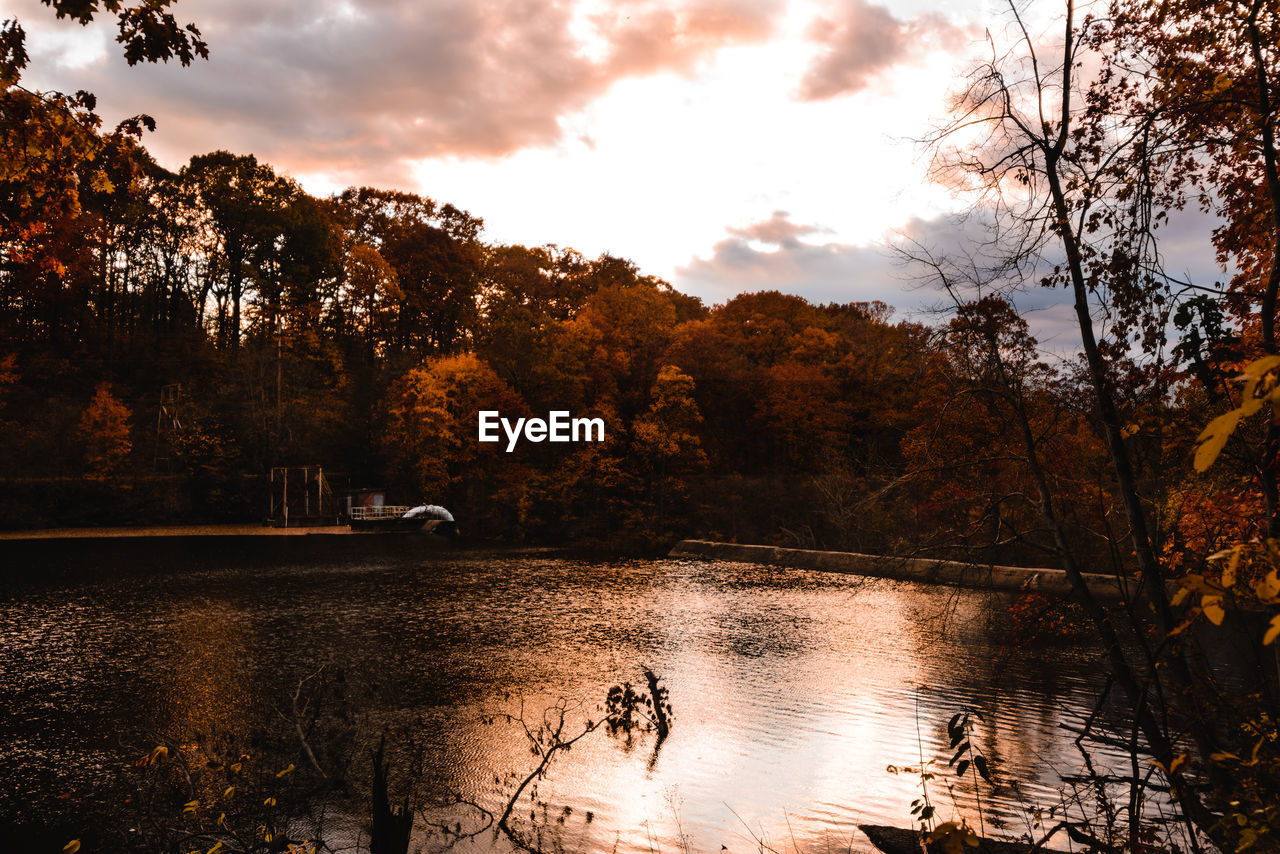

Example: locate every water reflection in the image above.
[0,555,1121,853]
[160,598,254,750]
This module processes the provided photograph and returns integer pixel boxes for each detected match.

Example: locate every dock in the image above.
[0,524,354,540]
[0,523,457,577]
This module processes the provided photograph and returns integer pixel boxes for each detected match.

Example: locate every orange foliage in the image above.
[78,383,132,476]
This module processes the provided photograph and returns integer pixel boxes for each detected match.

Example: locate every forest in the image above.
[2,3,1280,575]
[0,5,1034,557]
[0,0,1233,566]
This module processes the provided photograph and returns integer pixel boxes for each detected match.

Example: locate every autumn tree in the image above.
[333,187,485,356]
[918,0,1280,845]
[0,0,206,232]
[338,243,402,357]
[480,244,594,322]
[631,364,707,533]
[0,1,205,345]
[1102,0,1280,549]
[78,382,132,475]
[902,297,1108,564]
[381,354,528,534]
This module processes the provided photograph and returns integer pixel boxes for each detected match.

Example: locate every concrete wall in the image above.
[669,539,1138,601]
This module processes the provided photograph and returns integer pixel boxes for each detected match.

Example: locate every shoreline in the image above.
[0,523,355,540]
[0,522,475,572]
[0,526,1140,602]
[669,539,1138,600]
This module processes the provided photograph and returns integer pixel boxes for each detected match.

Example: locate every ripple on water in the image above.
[0,555,1125,852]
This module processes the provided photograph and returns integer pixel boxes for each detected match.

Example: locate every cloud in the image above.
[797,0,971,101]
[12,0,782,182]
[597,0,777,77]
[675,210,922,308]
[672,210,1109,352]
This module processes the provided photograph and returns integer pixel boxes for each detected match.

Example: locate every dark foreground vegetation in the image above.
[8,0,1280,852]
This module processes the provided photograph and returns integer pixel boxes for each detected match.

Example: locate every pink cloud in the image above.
[798,0,972,101]
[14,0,783,183]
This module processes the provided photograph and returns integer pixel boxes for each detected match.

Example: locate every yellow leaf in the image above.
[1239,355,1280,382]
[1193,357,1280,472]
[63,841,81,854]
[1240,361,1280,417]
[1264,615,1280,646]
[1202,595,1226,626]
[276,764,295,778]
[1194,409,1244,472]
[1257,571,1280,601]
[1224,545,1241,589]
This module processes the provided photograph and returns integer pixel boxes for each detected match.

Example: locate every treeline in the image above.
[0,131,1197,563]
[0,2,1248,573]
[0,133,931,546]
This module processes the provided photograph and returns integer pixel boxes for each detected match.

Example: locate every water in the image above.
[0,553,1125,853]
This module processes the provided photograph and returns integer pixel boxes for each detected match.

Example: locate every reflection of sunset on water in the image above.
[414,566,1113,854]
[0,557,1122,853]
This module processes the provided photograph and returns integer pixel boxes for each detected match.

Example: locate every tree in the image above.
[631,364,707,532]
[332,187,485,356]
[902,297,1109,565]
[1106,0,1280,537]
[922,1,1258,844]
[381,354,528,534]
[78,382,132,475]
[0,0,206,285]
[338,243,402,357]
[179,151,295,353]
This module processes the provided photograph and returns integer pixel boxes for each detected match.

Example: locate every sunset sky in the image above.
[6,0,1225,346]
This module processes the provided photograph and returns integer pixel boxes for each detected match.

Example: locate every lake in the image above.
[0,551,1125,853]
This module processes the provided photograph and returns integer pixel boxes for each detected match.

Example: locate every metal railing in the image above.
[348,505,413,521]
